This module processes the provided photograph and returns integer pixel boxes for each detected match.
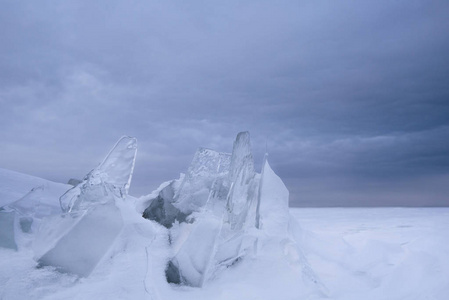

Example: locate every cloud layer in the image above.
[1,0,448,206]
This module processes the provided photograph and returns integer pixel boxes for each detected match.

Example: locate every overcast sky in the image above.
[1,0,448,206]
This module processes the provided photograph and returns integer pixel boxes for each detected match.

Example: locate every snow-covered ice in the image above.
[0,170,71,251]
[144,131,304,287]
[256,156,290,236]
[35,136,137,277]
[1,132,448,300]
[225,131,257,231]
[2,187,448,299]
[59,136,137,213]
[291,208,449,300]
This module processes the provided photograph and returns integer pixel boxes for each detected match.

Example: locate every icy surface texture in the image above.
[140,131,318,288]
[60,136,137,213]
[168,215,223,286]
[225,131,257,230]
[162,132,261,286]
[0,186,45,240]
[34,136,136,277]
[256,157,290,236]
[207,132,259,278]
[0,184,69,250]
[0,168,71,250]
[36,202,123,277]
[142,148,231,228]
[5,185,62,220]
[174,148,231,214]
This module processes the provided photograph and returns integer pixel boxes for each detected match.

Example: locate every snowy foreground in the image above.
[1,134,448,300]
[292,208,449,300]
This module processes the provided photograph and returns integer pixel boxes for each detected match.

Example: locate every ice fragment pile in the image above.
[142,131,317,287]
[0,132,321,293]
[34,136,137,276]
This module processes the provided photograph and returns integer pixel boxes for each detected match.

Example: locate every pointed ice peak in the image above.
[186,147,231,180]
[151,132,299,287]
[173,148,231,215]
[255,153,268,229]
[59,136,138,213]
[226,131,257,230]
[229,131,254,182]
[95,136,138,193]
[256,159,289,236]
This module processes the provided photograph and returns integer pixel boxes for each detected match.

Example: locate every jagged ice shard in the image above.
[141,131,324,289]
[156,132,255,286]
[256,156,290,236]
[225,131,257,230]
[175,147,231,214]
[207,132,259,280]
[60,136,137,213]
[143,147,233,286]
[35,136,137,277]
[155,132,293,287]
[142,148,231,229]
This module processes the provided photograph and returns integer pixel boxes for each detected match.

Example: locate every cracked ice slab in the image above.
[174,148,231,214]
[60,136,137,213]
[95,136,138,192]
[35,136,136,277]
[226,131,257,230]
[143,148,231,228]
[166,132,259,286]
[36,202,123,277]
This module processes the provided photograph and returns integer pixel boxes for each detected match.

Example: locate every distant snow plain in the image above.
[1,168,448,300]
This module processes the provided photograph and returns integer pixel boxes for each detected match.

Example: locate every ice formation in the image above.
[0,185,63,250]
[60,136,137,213]
[142,180,188,228]
[1,132,319,293]
[256,156,290,236]
[141,131,305,287]
[36,202,123,277]
[225,131,257,230]
[34,136,137,277]
[175,147,231,214]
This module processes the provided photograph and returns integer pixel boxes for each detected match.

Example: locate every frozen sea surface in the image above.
[291,207,449,300]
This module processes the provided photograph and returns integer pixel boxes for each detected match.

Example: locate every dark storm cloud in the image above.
[1,0,448,205]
